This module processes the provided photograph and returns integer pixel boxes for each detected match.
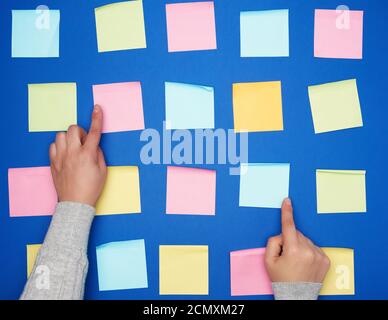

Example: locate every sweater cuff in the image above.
[272,282,322,300]
[43,201,95,252]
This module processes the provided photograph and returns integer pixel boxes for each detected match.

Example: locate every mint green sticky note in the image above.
[239,163,290,208]
[12,9,60,58]
[165,82,215,129]
[96,239,148,291]
[240,9,289,57]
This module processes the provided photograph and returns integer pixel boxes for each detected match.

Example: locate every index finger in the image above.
[84,105,103,149]
[281,198,297,244]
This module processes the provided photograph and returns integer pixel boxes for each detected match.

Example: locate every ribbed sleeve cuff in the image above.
[272,282,322,300]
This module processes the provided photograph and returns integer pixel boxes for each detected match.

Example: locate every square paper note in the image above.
[230,248,272,296]
[159,245,208,295]
[96,239,148,291]
[8,167,57,217]
[316,170,366,214]
[28,83,77,132]
[95,0,147,52]
[12,9,60,58]
[308,79,363,134]
[93,82,145,133]
[239,163,290,209]
[96,166,141,215]
[166,1,217,52]
[27,244,42,277]
[165,82,214,129]
[321,248,355,295]
[233,81,283,133]
[240,10,289,57]
[314,9,364,59]
[166,166,216,215]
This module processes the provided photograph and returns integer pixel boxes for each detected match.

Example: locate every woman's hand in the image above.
[49,105,107,207]
[265,198,331,283]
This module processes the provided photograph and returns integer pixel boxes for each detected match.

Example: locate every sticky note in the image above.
[12,9,60,58]
[96,239,148,291]
[314,9,364,59]
[96,166,141,215]
[8,167,57,217]
[159,245,208,295]
[165,82,214,129]
[95,0,147,52]
[233,81,283,133]
[240,10,289,57]
[316,170,366,214]
[321,248,355,295]
[166,2,217,52]
[93,82,145,133]
[308,79,363,134]
[166,166,216,215]
[27,244,42,277]
[239,163,290,209]
[230,248,272,296]
[28,83,77,132]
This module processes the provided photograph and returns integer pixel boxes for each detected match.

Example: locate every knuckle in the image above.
[68,124,79,132]
[302,250,315,261]
[322,256,331,268]
[56,132,65,139]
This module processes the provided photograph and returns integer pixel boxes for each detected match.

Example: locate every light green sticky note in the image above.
[316,170,367,214]
[308,79,363,134]
[28,83,77,132]
[95,0,147,53]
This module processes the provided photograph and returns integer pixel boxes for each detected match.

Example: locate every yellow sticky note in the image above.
[27,244,42,277]
[321,248,355,295]
[316,169,366,214]
[96,166,141,215]
[308,79,363,134]
[28,83,77,132]
[95,0,147,53]
[232,81,283,133]
[159,245,208,295]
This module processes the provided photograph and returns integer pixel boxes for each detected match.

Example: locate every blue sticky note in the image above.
[240,9,289,57]
[96,239,148,291]
[239,163,290,208]
[165,82,215,129]
[12,9,60,58]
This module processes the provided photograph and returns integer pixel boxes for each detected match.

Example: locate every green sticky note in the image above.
[95,0,147,53]
[28,83,77,132]
[316,170,367,214]
[308,79,363,134]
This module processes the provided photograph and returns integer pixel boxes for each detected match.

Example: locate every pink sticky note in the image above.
[92,82,145,133]
[8,167,57,217]
[314,9,364,59]
[166,1,217,52]
[230,248,273,296]
[166,166,216,215]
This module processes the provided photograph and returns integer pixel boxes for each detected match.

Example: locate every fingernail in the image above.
[93,105,100,113]
[284,198,292,206]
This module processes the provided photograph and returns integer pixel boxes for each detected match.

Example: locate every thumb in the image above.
[265,235,283,262]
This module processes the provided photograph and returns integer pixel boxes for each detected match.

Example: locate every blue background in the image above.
[0,0,386,300]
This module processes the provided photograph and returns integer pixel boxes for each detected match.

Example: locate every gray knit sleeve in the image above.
[20,201,95,300]
[272,282,322,300]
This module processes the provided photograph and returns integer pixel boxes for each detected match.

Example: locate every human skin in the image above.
[49,105,107,207]
[265,198,331,283]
